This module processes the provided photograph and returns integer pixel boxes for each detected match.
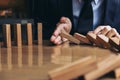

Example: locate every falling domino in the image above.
[86,32,101,46]
[73,33,91,44]
[26,23,33,45]
[60,30,80,45]
[37,23,42,45]
[14,23,22,47]
[109,37,120,51]
[97,34,111,48]
[2,24,11,48]
[48,56,97,80]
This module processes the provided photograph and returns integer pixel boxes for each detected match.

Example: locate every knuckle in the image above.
[98,26,104,30]
[111,28,117,32]
[106,25,111,28]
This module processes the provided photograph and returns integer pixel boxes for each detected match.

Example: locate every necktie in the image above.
[76,0,93,35]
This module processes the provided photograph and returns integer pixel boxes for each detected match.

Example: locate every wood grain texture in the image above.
[84,54,120,80]
[49,56,97,80]
[0,40,119,80]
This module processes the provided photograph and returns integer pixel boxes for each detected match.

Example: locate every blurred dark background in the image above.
[0,0,55,40]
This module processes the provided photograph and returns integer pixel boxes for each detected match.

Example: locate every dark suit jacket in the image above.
[34,0,120,39]
[104,0,120,33]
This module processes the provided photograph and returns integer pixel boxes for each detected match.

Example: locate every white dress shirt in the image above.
[72,0,104,30]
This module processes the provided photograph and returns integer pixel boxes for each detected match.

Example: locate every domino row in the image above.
[2,23,42,48]
[60,30,120,51]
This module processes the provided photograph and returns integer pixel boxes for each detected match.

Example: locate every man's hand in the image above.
[93,25,120,38]
[50,17,72,45]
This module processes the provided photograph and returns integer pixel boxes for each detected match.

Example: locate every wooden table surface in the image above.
[0,40,119,80]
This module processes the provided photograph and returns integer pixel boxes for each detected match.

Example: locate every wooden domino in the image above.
[86,32,101,46]
[84,54,120,80]
[26,23,33,45]
[73,33,91,44]
[14,23,22,47]
[2,24,11,48]
[48,56,97,80]
[97,34,110,48]
[37,23,42,45]
[2,22,41,47]
[60,30,80,45]
[109,37,120,51]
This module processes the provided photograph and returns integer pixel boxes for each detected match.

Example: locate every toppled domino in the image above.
[86,32,101,46]
[73,33,91,44]
[60,30,80,45]
[97,34,111,48]
[109,37,120,51]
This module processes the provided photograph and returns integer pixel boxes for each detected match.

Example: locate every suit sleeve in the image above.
[114,0,120,33]
[104,0,120,33]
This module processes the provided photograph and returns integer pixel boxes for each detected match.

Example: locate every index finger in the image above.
[93,26,105,34]
[93,25,111,35]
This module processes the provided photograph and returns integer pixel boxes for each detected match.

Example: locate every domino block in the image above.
[48,56,97,80]
[14,23,22,47]
[86,32,101,46]
[97,34,111,48]
[2,24,11,48]
[60,30,80,45]
[73,33,91,44]
[84,54,120,80]
[37,23,42,45]
[109,37,120,51]
[26,23,33,45]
